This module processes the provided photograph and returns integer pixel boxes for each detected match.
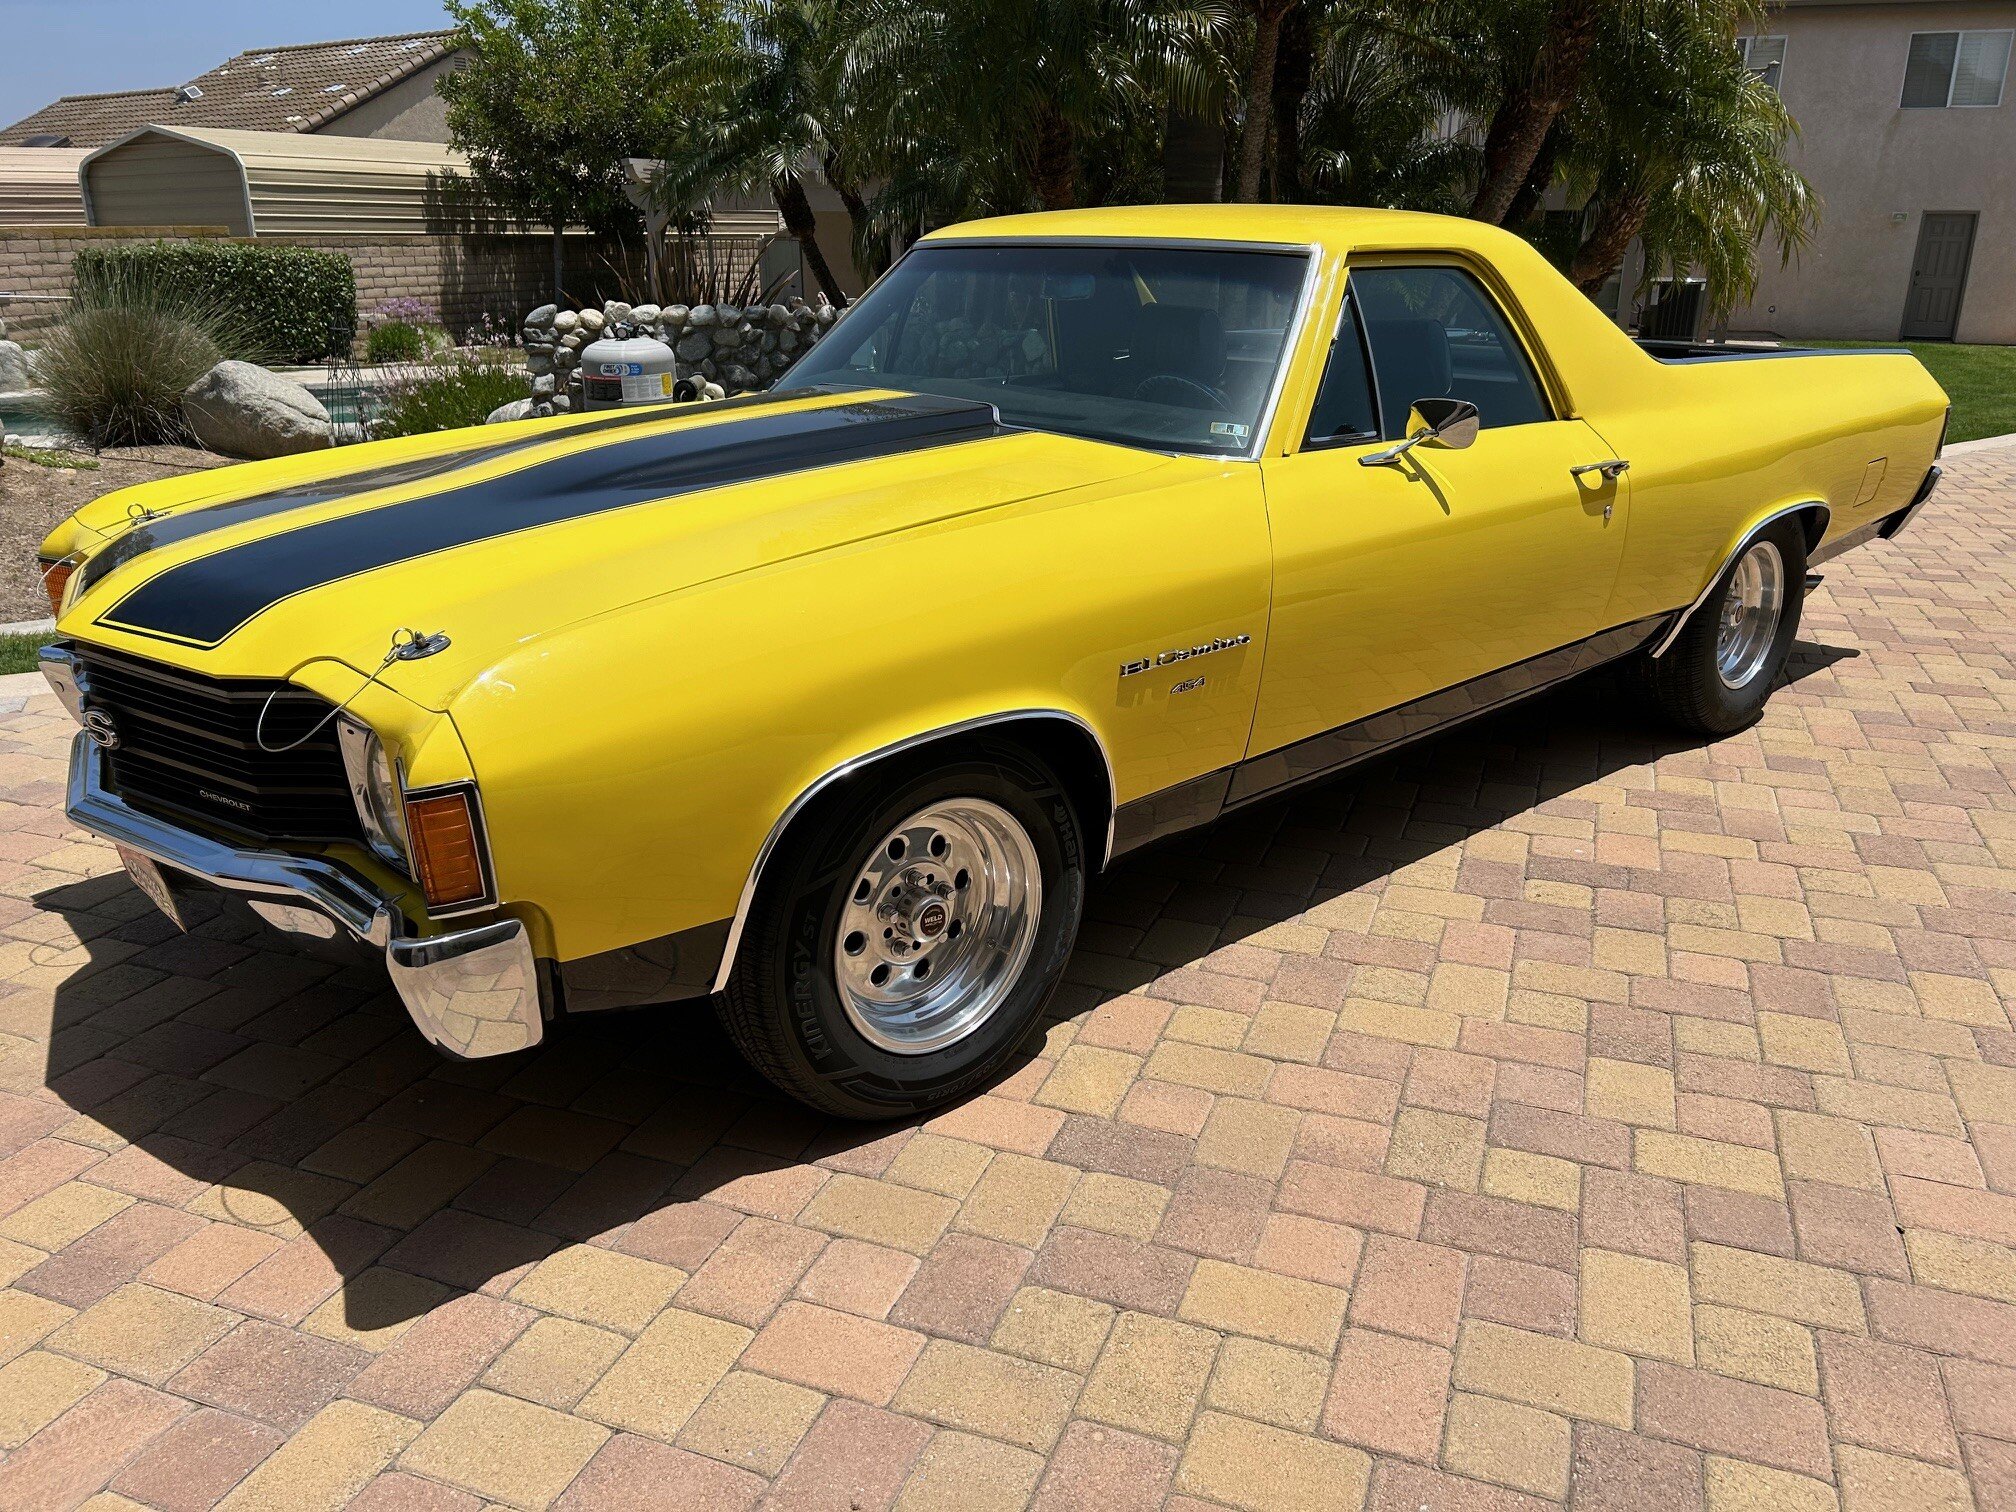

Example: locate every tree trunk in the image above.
[823,153,885,282]
[1271,5,1312,203]
[551,223,565,304]
[1234,2,1290,203]
[1032,108,1079,210]
[1502,121,1563,229]
[1568,185,1652,293]
[1162,106,1226,202]
[773,174,849,308]
[1469,0,1603,225]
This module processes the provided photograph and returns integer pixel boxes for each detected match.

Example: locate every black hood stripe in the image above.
[76,385,846,596]
[98,393,1004,647]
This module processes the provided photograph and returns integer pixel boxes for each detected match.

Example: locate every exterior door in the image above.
[1243,264,1629,795]
[1902,213,1976,341]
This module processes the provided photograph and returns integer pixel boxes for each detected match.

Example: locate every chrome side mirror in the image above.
[1359,397,1481,467]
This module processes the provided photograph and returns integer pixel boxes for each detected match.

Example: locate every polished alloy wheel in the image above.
[833,797,1043,1055]
[1716,539,1787,689]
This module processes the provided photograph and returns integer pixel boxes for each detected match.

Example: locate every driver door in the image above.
[1244,262,1629,794]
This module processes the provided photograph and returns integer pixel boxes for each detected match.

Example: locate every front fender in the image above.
[446,460,1269,971]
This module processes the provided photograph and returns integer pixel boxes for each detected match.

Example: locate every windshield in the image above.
[776,242,1309,456]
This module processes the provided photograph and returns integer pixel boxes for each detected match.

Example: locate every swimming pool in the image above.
[0,393,74,445]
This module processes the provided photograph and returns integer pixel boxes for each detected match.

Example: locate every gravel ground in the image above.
[0,444,224,620]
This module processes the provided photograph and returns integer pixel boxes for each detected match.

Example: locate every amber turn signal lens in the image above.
[41,560,74,619]
[405,790,487,908]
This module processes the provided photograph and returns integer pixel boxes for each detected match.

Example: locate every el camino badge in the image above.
[1121,633,1251,679]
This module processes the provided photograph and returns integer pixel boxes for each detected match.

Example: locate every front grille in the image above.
[73,646,364,846]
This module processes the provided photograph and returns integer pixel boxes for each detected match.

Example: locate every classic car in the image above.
[36,206,1947,1117]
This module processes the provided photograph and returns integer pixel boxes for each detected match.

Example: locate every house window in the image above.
[1903,30,2013,107]
[1738,35,1787,90]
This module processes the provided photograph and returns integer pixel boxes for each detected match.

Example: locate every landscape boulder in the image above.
[0,340,31,395]
[182,361,332,459]
[486,397,535,425]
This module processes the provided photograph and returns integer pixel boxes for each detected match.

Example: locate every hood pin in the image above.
[391,629,452,662]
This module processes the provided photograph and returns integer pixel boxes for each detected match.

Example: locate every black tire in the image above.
[718,739,1086,1119]
[1637,516,1807,736]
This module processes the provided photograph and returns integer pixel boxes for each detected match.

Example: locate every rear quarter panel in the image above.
[1595,350,1949,622]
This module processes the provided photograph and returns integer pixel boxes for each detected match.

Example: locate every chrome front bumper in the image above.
[63,734,546,1058]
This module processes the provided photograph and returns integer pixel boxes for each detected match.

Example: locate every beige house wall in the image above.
[1730,0,2016,344]
[315,56,464,144]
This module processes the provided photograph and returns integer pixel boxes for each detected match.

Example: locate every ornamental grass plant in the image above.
[36,269,258,449]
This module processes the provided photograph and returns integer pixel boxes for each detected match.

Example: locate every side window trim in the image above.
[1302,286,1385,451]
[1350,259,1561,437]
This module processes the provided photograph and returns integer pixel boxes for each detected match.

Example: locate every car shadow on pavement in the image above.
[27,643,1855,1336]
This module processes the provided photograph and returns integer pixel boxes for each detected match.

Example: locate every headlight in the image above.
[337,720,409,871]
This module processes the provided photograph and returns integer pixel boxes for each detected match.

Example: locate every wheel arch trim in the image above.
[708,708,1119,994]
[1649,499,1828,660]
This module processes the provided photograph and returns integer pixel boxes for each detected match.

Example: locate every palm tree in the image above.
[1463,0,1611,224]
[847,0,1224,216]
[653,0,861,306]
[1281,2,1472,209]
[1557,1,1817,312]
[1228,0,1301,201]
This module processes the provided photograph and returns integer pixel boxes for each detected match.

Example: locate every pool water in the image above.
[307,383,383,442]
[0,395,74,444]
[0,386,385,450]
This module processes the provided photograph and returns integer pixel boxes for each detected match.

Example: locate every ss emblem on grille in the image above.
[82,709,122,751]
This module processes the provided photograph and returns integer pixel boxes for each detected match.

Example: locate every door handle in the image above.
[1571,459,1630,481]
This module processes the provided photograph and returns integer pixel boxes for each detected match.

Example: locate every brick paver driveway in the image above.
[0,441,2012,1512]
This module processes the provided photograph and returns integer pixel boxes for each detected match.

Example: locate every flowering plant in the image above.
[367,297,439,328]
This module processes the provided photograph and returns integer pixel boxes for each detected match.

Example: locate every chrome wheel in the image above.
[833,797,1042,1055]
[1716,539,1787,689]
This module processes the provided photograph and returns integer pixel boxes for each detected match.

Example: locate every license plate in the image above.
[117,846,186,931]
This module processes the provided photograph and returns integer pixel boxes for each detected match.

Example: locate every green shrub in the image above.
[73,240,357,363]
[366,321,428,364]
[36,268,254,447]
[371,354,530,439]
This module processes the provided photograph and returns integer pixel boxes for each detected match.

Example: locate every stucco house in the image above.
[0,29,786,344]
[1729,0,2015,344]
[0,31,465,149]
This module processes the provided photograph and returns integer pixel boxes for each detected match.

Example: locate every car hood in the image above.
[53,386,1171,708]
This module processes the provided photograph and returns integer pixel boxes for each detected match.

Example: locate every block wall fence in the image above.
[0,225,621,348]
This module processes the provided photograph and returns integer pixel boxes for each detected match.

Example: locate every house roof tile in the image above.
[0,30,458,147]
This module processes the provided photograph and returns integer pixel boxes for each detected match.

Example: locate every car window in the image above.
[1351,266,1552,439]
[1303,296,1379,447]
[778,243,1309,456]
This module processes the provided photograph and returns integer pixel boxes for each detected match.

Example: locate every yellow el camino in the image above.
[36,206,1947,1116]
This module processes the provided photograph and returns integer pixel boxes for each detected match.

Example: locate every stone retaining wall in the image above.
[520,296,837,415]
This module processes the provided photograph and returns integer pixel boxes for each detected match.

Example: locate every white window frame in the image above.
[1737,34,1788,90]
[1901,29,2013,109]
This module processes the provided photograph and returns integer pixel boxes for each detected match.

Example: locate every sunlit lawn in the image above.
[1811,340,2016,444]
[0,633,47,675]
